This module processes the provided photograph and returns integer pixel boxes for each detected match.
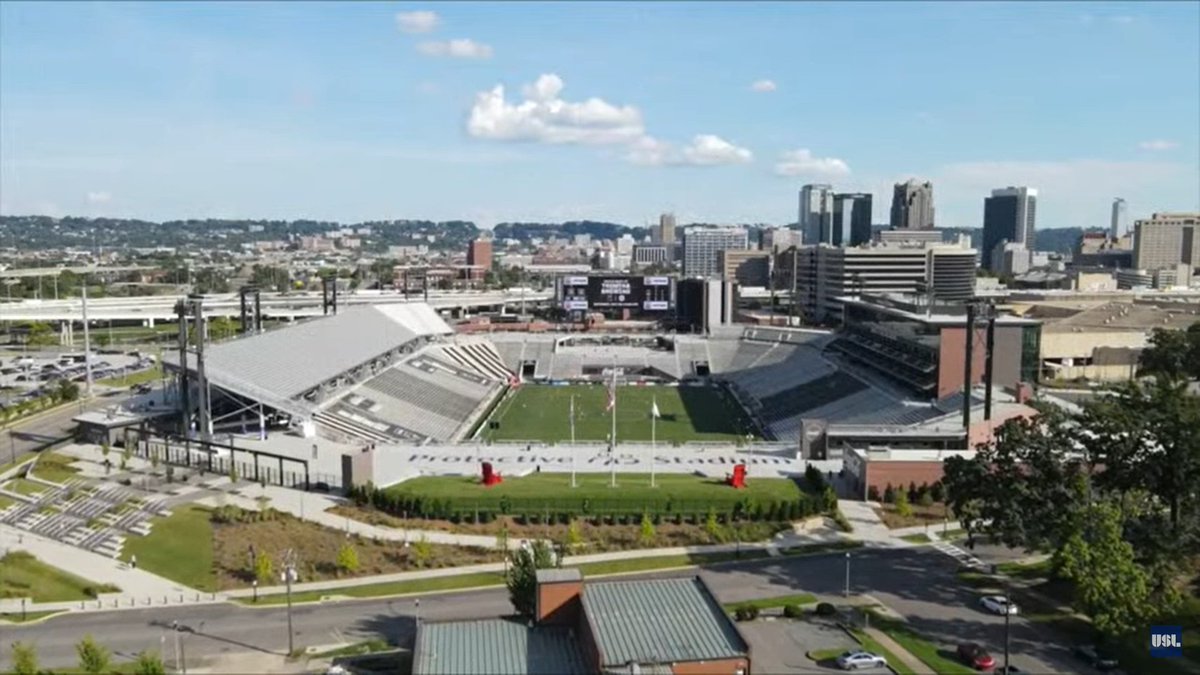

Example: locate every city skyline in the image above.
[1,2,1198,229]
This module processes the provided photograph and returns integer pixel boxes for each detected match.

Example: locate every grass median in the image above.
[0,551,119,602]
[866,612,975,675]
[724,592,817,612]
[244,540,858,606]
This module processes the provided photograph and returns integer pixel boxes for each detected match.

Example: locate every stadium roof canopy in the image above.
[165,303,451,415]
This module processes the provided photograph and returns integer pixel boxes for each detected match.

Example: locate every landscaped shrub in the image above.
[814,602,837,617]
[733,605,760,622]
[783,604,805,619]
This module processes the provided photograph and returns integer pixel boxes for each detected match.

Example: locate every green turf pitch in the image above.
[482,384,760,443]
[386,472,800,511]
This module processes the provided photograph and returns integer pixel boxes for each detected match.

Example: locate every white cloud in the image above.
[773,149,851,178]
[86,191,112,205]
[1139,139,1178,151]
[467,74,644,145]
[625,134,752,167]
[681,135,753,165]
[416,39,493,59]
[395,10,440,34]
[750,79,777,93]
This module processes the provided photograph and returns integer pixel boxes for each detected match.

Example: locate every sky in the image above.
[1,1,1198,230]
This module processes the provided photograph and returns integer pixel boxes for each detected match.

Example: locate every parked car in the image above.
[979,595,1019,615]
[835,651,888,670]
[957,643,996,671]
[1072,645,1118,671]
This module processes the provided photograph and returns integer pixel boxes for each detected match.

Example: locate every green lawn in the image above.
[0,551,119,602]
[120,505,215,592]
[3,478,46,497]
[249,571,506,605]
[0,609,67,624]
[484,384,760,443]
[725,592,817,611]
[848,628,916,675]
[30,451,80,483]
[868,614,975,675]
[899,533,932,544]
[0,495,13,510]
[807,647,847,662]
[386,472,801,517]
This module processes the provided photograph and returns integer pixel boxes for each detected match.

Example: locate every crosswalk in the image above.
[930,538,988,570]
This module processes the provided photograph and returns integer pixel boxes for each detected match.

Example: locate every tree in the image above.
[336,542,360,576]
[56,378,81,402]
[566,518,583,552]
[121,444,132,470]
[1055,501,1173,637]
[133,650,166,675]
[11,641,37,675]
[704,506,722,542]
[495,523,510,559]
[893,489,913,518]
[76,635,110,674]
[1138,323,1200,381]
[411,535,433,568]
[917,490,934,508]
[208,316,237,341]
[639,512,656,545]
[254,552,274,584]
[506,540,555,617]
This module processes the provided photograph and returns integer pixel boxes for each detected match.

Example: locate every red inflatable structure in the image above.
[481,461,503,487]
[726,463,747,489]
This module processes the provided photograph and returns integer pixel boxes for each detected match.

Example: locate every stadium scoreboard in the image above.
[556,274,675,313]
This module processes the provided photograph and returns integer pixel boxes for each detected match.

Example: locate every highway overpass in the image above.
[0,289,554,323]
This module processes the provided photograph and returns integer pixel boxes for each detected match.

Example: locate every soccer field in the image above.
[482,384,760,443]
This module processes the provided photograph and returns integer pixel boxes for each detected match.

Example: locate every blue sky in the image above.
[1,1,1197,229]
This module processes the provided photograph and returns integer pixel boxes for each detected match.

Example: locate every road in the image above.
[2,393,125,466]
[2,547,1088,673]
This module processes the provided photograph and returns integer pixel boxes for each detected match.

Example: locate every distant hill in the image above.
[935,227,1087,255]
[493,220,651,242]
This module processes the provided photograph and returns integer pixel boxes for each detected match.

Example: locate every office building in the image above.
[759,227,803,252]
[681,227,748,278]
[991,242,1032,277]
[798,184,836,244]
[632,244,670,268]
[777,238,977,324]
[1133,212,1200,271]
[889,179,936,230]
[466,238,493,271]
[982,186,1038,272]
[877,229,944,245]
[834,193,874,247]
[1111,198,1127,241]
[831,294,1040,399]
[719,249,771,286]
[656,212,677,246]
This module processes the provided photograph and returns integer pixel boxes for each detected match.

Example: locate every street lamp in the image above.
[844,552,851,598]
[283,549,298,654]
[992,565,1012,672]
[252,579,258,603]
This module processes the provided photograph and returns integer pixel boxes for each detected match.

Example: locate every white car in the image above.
[835,650,888,670]
[980,595,1019,615]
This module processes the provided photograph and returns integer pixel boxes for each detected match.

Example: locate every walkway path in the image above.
[836,499,896,545]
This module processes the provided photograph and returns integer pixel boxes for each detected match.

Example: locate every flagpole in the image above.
[570,394,577,488]
[651,395,657,488]
[610,363,617,488]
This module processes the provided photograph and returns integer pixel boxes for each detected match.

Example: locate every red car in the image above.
[957,643,996,671]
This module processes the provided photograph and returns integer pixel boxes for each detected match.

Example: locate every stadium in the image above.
[144,277,1037,501]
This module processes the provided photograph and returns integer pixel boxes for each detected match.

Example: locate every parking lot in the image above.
[0,350,153,403]
[739,619,863,673]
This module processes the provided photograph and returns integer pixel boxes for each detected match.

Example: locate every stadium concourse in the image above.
[163,304,1017,491]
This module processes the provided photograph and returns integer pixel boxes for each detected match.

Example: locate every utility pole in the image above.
[81,281,93,397]
[844,552,851,597]
[283,549,297,654]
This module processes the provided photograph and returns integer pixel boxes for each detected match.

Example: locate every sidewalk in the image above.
[0,523,214,614]
[836,499,898,545]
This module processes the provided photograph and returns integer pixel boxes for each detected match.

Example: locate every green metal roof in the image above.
[582,577,748,666]
[413,618,588,675]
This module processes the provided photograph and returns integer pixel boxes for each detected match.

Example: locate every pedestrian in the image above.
[536,464,541,473]
[130,554,137,569]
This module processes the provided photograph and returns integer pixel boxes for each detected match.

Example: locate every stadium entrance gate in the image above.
[122,428,340,491]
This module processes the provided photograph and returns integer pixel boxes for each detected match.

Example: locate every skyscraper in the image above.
[798,184,835,244]
[681,227,748,278]
[1110,198,1127,241]
[889,179,936,230]
[466,237,493,270]
[658,212,677,246]
[833,193,873,247]
[1133,212,1200,271]
[981,186,1038,272]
